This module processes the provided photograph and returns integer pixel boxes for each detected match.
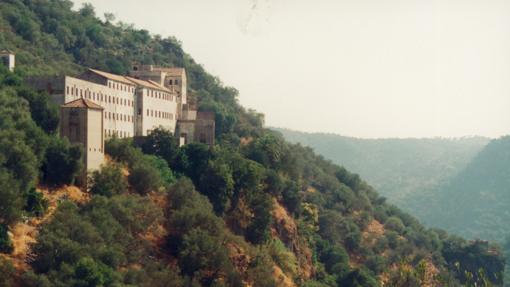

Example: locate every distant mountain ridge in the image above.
[413,136,510,242]
[273,127,489,212]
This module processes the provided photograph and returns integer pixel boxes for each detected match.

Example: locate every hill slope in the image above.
[413,136,510,242]
[0,1,504,286]
[275,128,489,210]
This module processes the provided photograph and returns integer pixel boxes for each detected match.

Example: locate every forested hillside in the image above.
[413,136,510,242]
[0,1,504,286]
[275,128,488,210]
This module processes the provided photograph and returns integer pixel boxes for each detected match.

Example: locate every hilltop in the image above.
[0,1,504,286]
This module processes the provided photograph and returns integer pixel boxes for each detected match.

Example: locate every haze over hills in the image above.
[274,128,489,210]
[411,136,510,242]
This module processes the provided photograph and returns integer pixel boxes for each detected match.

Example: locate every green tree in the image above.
[0,170,23,225]
[198,160,234,215]
[246,193,272,244]
[141,128,181,168]
[337,268,379,287]
[89,163,127,197]
[128,162,162,195]
[24,188,48,217]
[41,136,82,186]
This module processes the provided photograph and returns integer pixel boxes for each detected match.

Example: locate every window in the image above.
[66,86,69,94]
[108,96,111,103]
[175,79,179,85]
[169,79,173,85]
[147,109,149,116]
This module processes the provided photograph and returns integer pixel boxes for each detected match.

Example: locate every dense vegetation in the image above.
[275,128,489,211]
[0,0,505,286]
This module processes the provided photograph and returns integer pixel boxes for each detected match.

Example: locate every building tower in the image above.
[0,49,15,72]
[60,98,104,186]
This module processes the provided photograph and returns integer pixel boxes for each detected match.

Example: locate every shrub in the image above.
[0,258,15,287]
[246,193,273,244]
[198,160,234,215]
[140,128,181,168]
[264,169,284,197]
[105,137,140,166]
[267,239,298,277]
[0,170,23,225]
[41,136,82,186]
[385,216,405,234]
[24,188,48,217]
[89,163,127,197]
[0,224,13,254]
[320,244,349,275]
[337,268,378,287]
[128,162,162,195]
[145,155,176,186]
[282,181,301,215]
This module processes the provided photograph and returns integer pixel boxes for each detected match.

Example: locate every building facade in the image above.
[60,98,104,186]
[30,68,180,138]
[29,66,215,184]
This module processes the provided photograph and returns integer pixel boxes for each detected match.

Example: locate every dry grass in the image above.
[271,199,314,280]
[3,185,90,273]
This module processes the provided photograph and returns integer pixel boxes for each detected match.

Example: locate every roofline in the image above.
[61,98,104,110]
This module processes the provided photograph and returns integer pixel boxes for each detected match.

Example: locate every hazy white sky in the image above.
[72,0,510,138]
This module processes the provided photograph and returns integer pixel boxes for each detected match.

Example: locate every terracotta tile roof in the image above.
[87,68,173,93]
[61,98,104,110]
[147,80,173,92]
[125,76,172,93]
[88,68,136,86]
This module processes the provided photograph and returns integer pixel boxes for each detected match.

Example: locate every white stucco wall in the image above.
[86,109,104,172]
[138,88,178,135]
[63,76,135,139]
